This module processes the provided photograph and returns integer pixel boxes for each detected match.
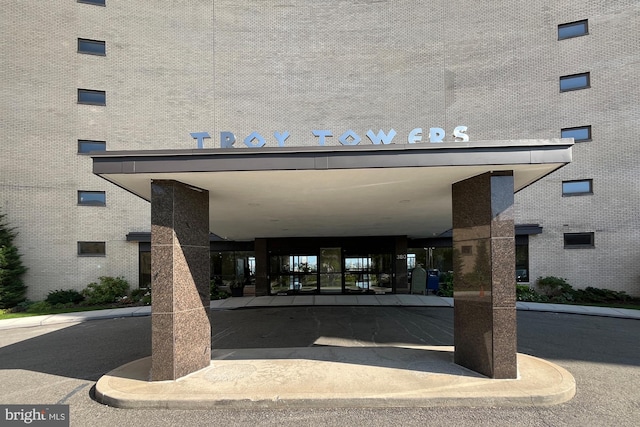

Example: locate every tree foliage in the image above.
[0,210,28,308]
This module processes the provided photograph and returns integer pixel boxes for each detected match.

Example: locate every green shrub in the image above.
[46,289,84,305]
[130,287,151,305]
[210,280,230,300]
[516,284,548,302]
[26,301,52,313]
[536,276,573,296]
[436,272,454,297]
[573,287,639,304]
[52,302,75,310]
[82,276,130,305]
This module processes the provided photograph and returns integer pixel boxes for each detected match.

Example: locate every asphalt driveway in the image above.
[0,306,638,426]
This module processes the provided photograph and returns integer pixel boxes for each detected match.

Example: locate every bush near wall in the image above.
[82,276,130,305]
[440,274,639,306]
[46,289,85,305]
[527,276,640,305]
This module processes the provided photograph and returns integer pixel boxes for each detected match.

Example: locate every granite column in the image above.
[452,172,517,379]
[150,180,211,381]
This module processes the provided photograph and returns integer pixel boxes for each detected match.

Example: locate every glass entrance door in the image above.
[269,254,318,295]
[319,247,342,294]
[344,253,393,294]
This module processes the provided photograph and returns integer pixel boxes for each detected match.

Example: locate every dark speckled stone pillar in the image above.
[150,180,211,381]
[452,172,517,379]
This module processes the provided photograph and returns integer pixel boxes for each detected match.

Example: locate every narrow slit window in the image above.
[78,38,105,55]
[558,20,588,40]
[78,140,106,153]
[78,89,106,105]
[78,0,106,6]
[564,232,594,248]
[78,241,106,256]
[562,180,593,196]
[78,190,106,206]
[560,73,590,92]
[561,126,591,142]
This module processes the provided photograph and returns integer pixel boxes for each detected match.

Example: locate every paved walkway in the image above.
[1,294,638,331]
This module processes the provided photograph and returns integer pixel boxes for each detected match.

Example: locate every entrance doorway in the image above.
[269,254,318,294]
[344,253,393,294]
[268,247,394,295]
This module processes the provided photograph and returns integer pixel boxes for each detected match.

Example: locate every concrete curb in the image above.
[95,347,576,409]
[1,296,638,331]
[0,307,152,330]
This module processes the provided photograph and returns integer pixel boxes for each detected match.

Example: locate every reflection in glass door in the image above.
[269,254,318,295]
[344,253,393,294]
[319,248,342,294]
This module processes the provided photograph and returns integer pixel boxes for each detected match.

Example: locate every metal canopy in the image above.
[93,139,572,241]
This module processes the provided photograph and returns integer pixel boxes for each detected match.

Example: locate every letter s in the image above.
[453,126,469,142]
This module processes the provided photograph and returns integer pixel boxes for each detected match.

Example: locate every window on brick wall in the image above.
[78,140,106,153]
[78,38,106,55]
[561,126,591,142]
[562,179,593,196]
[78,89,106,105]
[564,232,594,248]
[558,20,588,40]
[78,0,105,6]
[78,241,106,256]
[78,190,106,206]
[560,73,590,92]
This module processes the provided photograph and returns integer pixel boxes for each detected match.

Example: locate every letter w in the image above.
[366,129,396,145]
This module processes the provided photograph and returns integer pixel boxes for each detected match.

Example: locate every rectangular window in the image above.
[558,20,588,40]
[78,0,105,5]
[562,179,593,196]
[560,73,590,92]
[78,241,106,256]
[564,232,594,248]
[78,139,106,153]
[78,89,106,105]
[561,126,591,142]
[78,38,105,55]
[78,190,106,206]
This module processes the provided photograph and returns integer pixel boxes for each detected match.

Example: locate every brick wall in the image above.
[2,1,639,298]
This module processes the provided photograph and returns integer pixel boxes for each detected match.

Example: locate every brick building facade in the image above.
[1,1,638,299]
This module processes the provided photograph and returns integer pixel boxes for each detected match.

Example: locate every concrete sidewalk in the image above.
[1,294,638,331]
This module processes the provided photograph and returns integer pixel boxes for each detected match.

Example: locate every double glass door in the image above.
[269,247,393,295]
[269,254,318,295]
[344,253,393,294]
[319,248,342,294]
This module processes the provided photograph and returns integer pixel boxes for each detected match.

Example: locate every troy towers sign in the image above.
[189,126,469,149]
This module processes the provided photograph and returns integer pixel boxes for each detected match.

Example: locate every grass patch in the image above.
[0,304,141,320]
